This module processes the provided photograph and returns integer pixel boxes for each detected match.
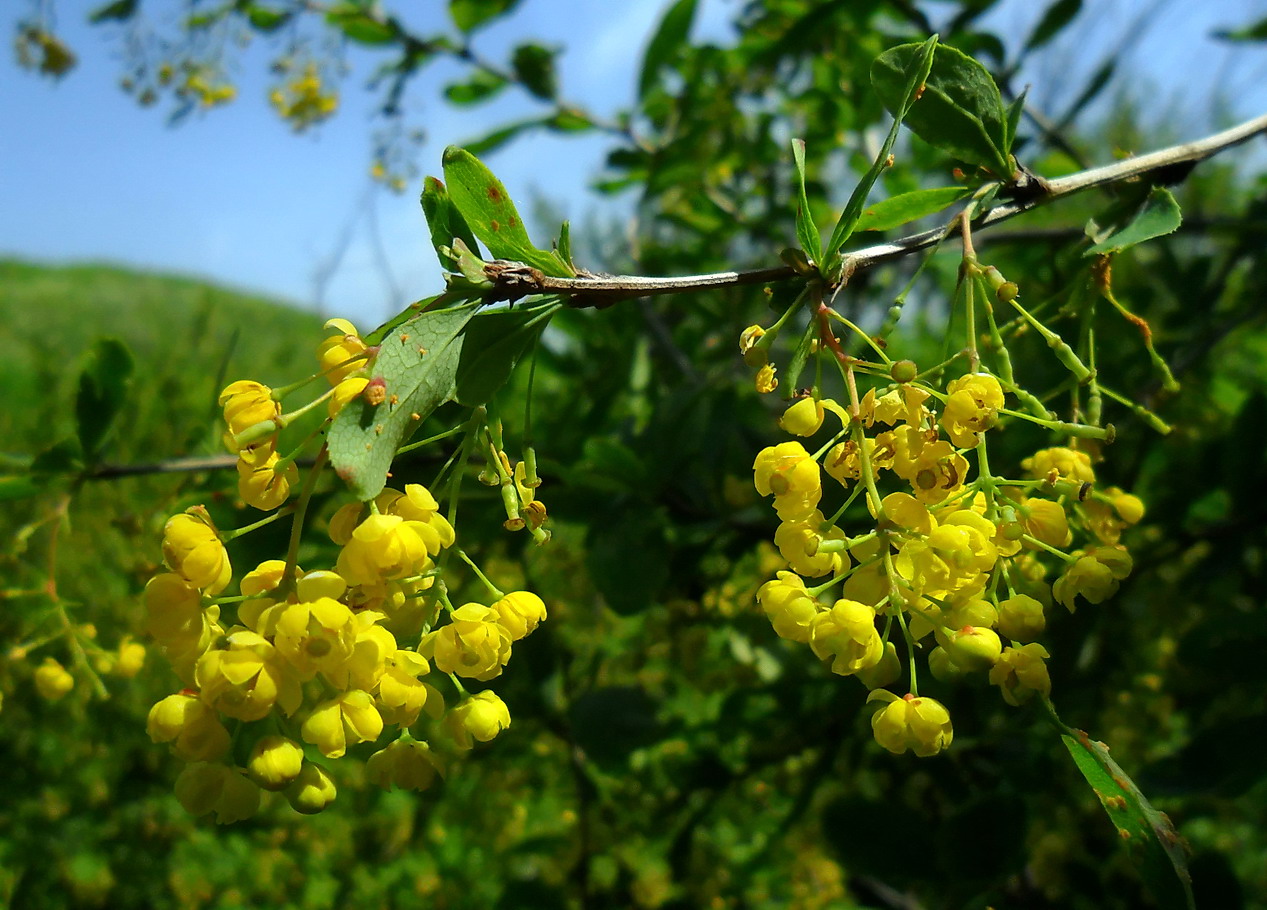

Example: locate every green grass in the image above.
[0,258,321,452]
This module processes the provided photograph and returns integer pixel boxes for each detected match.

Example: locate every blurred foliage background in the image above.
[4,0,1267,907]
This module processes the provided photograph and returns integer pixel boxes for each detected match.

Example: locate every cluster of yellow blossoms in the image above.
[142,320,548,822]
[752,364,1143,757]
[268,61,339,131]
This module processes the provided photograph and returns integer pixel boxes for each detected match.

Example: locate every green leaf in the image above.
[557,221,572,268]
[854,185,972,232]
[638,0,697,101]
[511,43,557,100]
[421,177,481,272]
[461,117,545,157]
[1061,730,1195,909]
[31,439,83,478]
[449,0,520,33]
[547,108,593,132]
[790,139,822,264]
[443,70,508,106]
[0,475,42,502]
[1003,88,1027,152]
[245,6,292,32]
[88,0,137,23]
[1086,187,1182,255]
[871,40,1012,177]
[328,304,477,500]
[1213,16,1267,41]
[75,338,134,462]
[454,301,560,406]
[1024,0,1082,52]
[824,35,938,266]
[442,146,572,276]
[325,5,397,44]
[782,316,818,395]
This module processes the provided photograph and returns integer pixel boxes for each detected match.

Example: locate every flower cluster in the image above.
[751,353,1143,758]
[142,318,551,822]
[268,60,338,131]
[144,485,547,821]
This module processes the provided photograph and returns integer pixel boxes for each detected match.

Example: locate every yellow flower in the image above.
[739,325,767,367]
[492,591,548,640]
[868,691,953,756]
[301,689,384,758]
[990,643,1052,705]
[376,650,435,727]
[856,641,902,689]
[1052,555,1119,612]
[446,691,512,750]
[114,637,146,677]
[34,657,74,701]
[942,625,1002,672]
[335,514,439,586]
[273,597,358,681]
[367,740,443,791]
[328,376,371,418]
[147,693,230,762]
[757,571,821,643]
[997,594,1046,642]
[340,616,398,691]
[196,630,302,722]
[753,441,821,520]
[1022,499,1072,549]
[219,380,279,443]
[175,763,261,824]
[421,604,513,681]
[779,397,826,436]
[940,373,1004,448]
[144,573,205,647]
[890,429,969,504]
[316,317,369,385]
[1022,446,1095,484]
[773,511,848,578]
[162,508,231,595]
[285,763,338,814]
[247,735,305,791]
[237,447,298,511]
[755,363,779,393]
[809,599,883,676]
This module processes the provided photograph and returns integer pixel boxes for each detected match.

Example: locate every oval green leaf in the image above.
[855,185,973,232]
[872,41,1012,176]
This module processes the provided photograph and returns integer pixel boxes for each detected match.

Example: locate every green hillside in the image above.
[0,259,321,451]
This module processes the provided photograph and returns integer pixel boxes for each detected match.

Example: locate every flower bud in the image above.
[247,736,305,791]
[285,763,338,815]
[868,691,953,757]
[997,594,1046,642]
[34,657,75,701]
[446,691,512,750]
[944,626,1002,671]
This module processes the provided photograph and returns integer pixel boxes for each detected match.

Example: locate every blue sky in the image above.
[3,0,1266,328]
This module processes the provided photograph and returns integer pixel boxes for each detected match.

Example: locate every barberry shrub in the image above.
[7,3,1267,907]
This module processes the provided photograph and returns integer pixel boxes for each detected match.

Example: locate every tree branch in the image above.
[479,112,1267,307]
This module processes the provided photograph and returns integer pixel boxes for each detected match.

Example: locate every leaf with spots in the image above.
[1059,722,1195,909]
[441,146,572,276]
[328,303,477,500]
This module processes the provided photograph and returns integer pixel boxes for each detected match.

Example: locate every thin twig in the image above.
[478,113,1267,307]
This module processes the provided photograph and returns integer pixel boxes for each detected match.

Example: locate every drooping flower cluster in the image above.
[144,484,548,821]
[750,353,1143,758]
[140,319,552,822]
